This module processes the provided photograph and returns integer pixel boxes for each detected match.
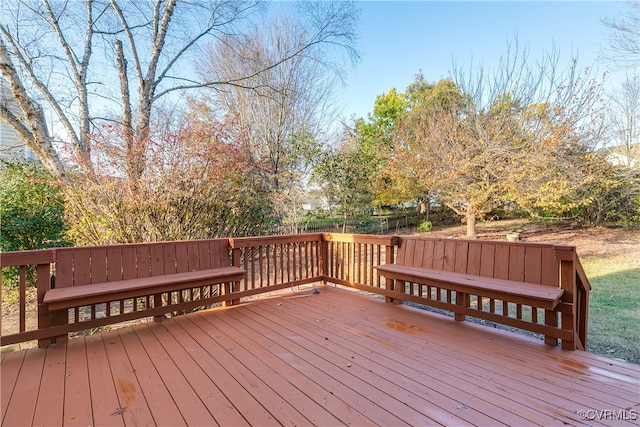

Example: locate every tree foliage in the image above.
[375,44,607,237]
[194,4,357,230]
[65,103,273,245]
[0,160,68,251]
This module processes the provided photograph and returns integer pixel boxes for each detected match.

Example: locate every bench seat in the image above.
[44,266,246,311]
[374,264,563,310]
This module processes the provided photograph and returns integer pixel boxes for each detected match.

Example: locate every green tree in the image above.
[313,129,374,230]
[0,160,68,251]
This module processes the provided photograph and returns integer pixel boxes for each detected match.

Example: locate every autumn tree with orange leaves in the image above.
[388,45,605,238]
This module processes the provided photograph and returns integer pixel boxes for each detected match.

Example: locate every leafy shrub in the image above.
[1,160,69,288]
[418,220,433,232]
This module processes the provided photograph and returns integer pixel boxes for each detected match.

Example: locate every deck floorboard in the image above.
[2,285,639,427]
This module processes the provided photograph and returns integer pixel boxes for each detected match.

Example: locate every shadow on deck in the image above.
[2,285,638,426]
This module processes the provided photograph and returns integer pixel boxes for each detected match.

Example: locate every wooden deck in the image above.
[2,285,638,426]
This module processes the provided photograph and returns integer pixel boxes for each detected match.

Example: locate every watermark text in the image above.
[576,409,638,421]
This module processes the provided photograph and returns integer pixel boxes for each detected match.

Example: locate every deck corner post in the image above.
[560,258,577,350]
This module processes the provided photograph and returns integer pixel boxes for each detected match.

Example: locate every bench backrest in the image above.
[396,237,565,287]
[54,239,232,289]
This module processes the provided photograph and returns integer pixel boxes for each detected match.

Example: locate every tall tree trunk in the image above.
[466,208,477,239]
[0,40,67,180]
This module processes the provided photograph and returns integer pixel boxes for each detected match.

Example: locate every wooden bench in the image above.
[374,264,563,312]
[44,267,245,311]
[42,239,245,343]
[374,237,575,346]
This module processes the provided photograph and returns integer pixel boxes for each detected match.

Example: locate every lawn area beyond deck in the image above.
[2,285,638,427]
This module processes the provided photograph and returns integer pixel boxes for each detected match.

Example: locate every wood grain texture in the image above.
[2,285,637,427]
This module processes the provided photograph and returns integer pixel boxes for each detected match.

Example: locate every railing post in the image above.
[385,243,395,303]
[37,263,53,348]
[554,245,578,350]
[320,235,329,284]
[228,245,242,306]
[560,259,577,350]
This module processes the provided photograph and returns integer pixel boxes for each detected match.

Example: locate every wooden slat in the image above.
[175,243,189,273]
[508,245,526,281]
[133,324,218,425]
[62,338,93,426]
[150,244,164,276]
[479,243,495,278]
[122,246,138,280]
[117,328,187,426]
[103,329,156,426]
[55,249,74,288]
[90,248,108,284]
[32,343,66,425]
[136,245,151,278]
[493,244,510,280]
[2,348,46,426]
[85,336,125,426]
[1,350,25,423]
[541,247,559,287]
[443,240,457,272]
[432,240,445,270]
[524,246,543,284]
[107,246,124,282]
[454,241,469,273]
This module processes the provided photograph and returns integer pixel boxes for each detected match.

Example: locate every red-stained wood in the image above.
[146,322,249,426]
[479,243,496,277]
[62,338,93,426]
[85,336,125,427]
[106,247,123,282]
[2,348,46,426]
[508,245,526,282]
[524,246,543,284]
[467,242,482,276]
[1,350,25,424]
[169,317,279,426]
[192,313,344,426]
[32,344,66,426]
[102,329,156,427]
[133,324,218,426]
[117,328,188,426]
[91,248,108,284]
[493,244,510,280]
[44,267,245,310]
[1,286,637,427]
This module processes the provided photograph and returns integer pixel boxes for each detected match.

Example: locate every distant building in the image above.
[599,143,640,169]
[0,78,37,162]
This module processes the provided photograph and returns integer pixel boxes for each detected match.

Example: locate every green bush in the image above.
[1,160,69,288]
[418,220,433,232]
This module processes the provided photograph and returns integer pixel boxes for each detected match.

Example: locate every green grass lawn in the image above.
[582,255,640,364]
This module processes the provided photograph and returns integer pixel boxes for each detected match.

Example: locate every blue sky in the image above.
[339,1,626,120]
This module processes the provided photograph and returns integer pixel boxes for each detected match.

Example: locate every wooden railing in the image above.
[1,233,590,350]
